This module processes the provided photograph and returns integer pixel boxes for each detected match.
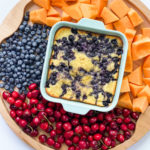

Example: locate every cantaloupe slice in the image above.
[142,28,150,37]
[100,7,119,24]
[128,66,143,85]
[143,68,150,78]
[61,11,72,21]
[63,3,83,20]
[109,0,129,18]
[47,7,60,17]
[143,55,150,69]
[113,16,134,33]
[79,0,90,3]
[138,85,150,104]
[125,42,133,72]
[143,78,150,87]
[80,3,98,19]
[133,96,148,113]
[91,0,108,17]
[30,8,47,24]
[129,83,145,97]
[33,0,50,10]
[132,37,150,61]
[46,17,61,27]
[128,8,143,27]
[125,29,136,43]
[117,93,132,110]
[51,0,68,8]
[133,34,143,42]
[105,23,114,30]
[121,76,130,93]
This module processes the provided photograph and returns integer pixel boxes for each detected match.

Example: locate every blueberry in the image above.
[0,83,4,88]
[71,28,78,34]
[76,90,81,99]
[103,101,108,106]
[83,94,87,100]
[69,35,75,41]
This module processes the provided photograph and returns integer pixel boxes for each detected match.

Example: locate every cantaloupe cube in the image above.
[129,83,145,97]
[80,3,98,19]
[128,8,143,27]
[33,0,50,10]
[125,29,136,43]
[138,85,150,104]
[132,37,150,61]
[79,0,90,4]
[125,42,133,72]
[30,8,47,24]
[51,0,68,8]
[47,7,60,17]
[61,11,72,21]
[113,16,134,33]
[121,76,130,93]
[143,55,150,69]
[133,34,143,42]
[63,3,83,21]
[46,17,61,27]
[143,78,150,87]
[143,68,150,78]
[133,96,148,113]
[109,0,129,18]
[101,7,119,24]
[128,66,143,85]
[105,23,114,30]
[142,28,150,37]
[117,93,132,110]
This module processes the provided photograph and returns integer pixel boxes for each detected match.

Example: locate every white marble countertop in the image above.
[0,0,150,149]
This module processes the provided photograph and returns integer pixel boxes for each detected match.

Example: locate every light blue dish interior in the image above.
[40,18,128,115]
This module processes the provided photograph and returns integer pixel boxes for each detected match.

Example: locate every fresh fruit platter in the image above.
[0,0,150,150]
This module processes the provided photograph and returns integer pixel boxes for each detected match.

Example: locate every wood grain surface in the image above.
[0,0,150,150]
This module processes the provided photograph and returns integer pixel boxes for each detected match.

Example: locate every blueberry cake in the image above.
[46,27,123,107]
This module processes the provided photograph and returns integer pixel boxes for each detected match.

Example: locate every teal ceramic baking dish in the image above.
[40,18,128,115]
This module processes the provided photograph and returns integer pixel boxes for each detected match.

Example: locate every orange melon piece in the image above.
[125,29,136,43]
[61,11,72,21]
[65,0,77,2]
[91,0,108,17]
[138,85,150,104]
[132,37,150,61]
[47,7,60,17]
[79,0,90,3]
[109,0,129,18]
[128,66,143,85]
[142,28,150,37]
[117,93,132,110]
[121,76,130,93]
[113,16,134,33]
[100,7,119,24]
[133,96,148,113]
[30,8,47,24]
[128,8,143,27]
[51,0,68,8]
[80,3,98,19]
[143,68,150,78]
[125,42,133,72]
[129,83,145,97]
[46,17,61,27]
[33,0,50,10]
[133,34,143,42]
[143,55,150,69]
[105,23,114,30]
[143,78,150,87]
[63,4,83,21]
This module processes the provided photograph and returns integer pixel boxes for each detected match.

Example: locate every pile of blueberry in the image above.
[0,12,51,93]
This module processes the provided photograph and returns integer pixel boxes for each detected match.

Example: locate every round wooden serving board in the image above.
[0,0,150,150]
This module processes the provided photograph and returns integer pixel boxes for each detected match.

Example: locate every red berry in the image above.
[90,140,98,148]
[68,146,75,150]
[54,142,61,149]
[37,103,45,111]
[88,135,93,142]
[131,112,139,120]
[93,133,102,141]
[79,140,87,149]
[97,113,104,121]
[19,119,27,128]
[116,117,123,124]
[47,138,55,146]
[103,137,112,146]
[10,110,16,118]
[27,92,32,99]
[120,124,128,131]
[30,129,38,137]
[2,91,11,100]
[91,123,99,132]
[12,91,19,99]
[123,108,131,117]
[105,114,113,122]
[111,140,116,147]
[56,129,63,135]
[109,130,117,139]
[28,83,37,91]
[23,109,31,117]
[32,117,40,126]
[48,102,55,108]
[31,107,38,115]
[71,118,79,126]
[39,135,47,143]
[54,110,61,118]
[57,135,64,143]
[89,117,97,124]
[45,107,53,116]
[124,130,131,139]
[19,93,26,101]
[56,122,63,130]
[101,145,108,150]
[46,125,53,133]
[15,116,20,124]
[14,99,23,107]
[31,90,39,98]
[114,108,122,116]
[83,125,91,133]
[64,131,74,139]
[22,102,28,109]
[99,123,106,132]
[50,130,56,137]
[81,117,88,124]
[127,122,135,130]
[65,139,72,146]
[61,114,69,122]
[38,111,47,120]
[7,97,15,104]
[75,125,83,134]
[73,135,80,144]
[49,116,55,123]
[63,122,72,131]
[110,121,117,129]
[117,134,125,143]
[124,117,131,124]
[40,122,48,130]
[16,110,23,117]
[60,107,66,114]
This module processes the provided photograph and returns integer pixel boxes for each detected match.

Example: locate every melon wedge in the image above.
[132,37,150,61]
[101,7,119,24]
[79,0,90,3]
[117,93,132,110]
[133,34,143,42]
[143,78,150,87]
[113,16,134,33]
[142,28,150,37]
[133,96,148,113]
[125,29,136,43]
[105,23,114,30]
[128,8,143,27]
[143,68,150,78]
[46,17,61,27]
[121,76,130,93]
[61,11,72,21]
[109,0,129,18]
[51,0,68,8]
[47,7,60,17]
[143,55,150,69]
[129,83,145,97]
[33,0,50,10]
[128,66,143,85]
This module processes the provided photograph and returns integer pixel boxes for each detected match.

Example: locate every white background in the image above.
[0,0,150,149]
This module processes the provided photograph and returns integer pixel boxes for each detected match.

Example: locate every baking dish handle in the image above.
[62,103,90,115]
[78,18,105,30]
